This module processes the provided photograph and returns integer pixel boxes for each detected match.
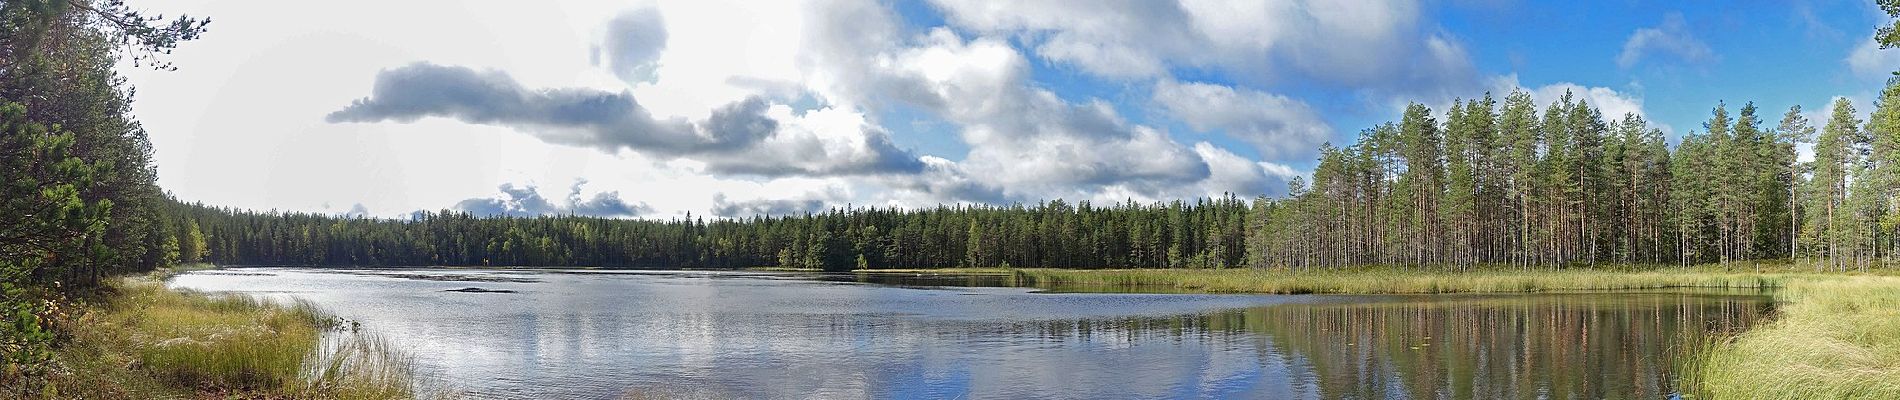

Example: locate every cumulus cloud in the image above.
[1528,83,1643,118]
[897,30,1219,199]
[329,0,1321,213]
[1486,75,1666,134]
[791,4,1304,204]
[1189,142,1297,197]
[1153,80,1332,160]
[326,62,922,177]
[705,105,928,177]
[598,7,668,83]
[453,180,654,218]
[926,0,1480,98]
[1617,13,1715,69]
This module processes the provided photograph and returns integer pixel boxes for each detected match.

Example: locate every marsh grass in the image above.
[17,276,425,399]
[906,265,1900,399]
[1003,266,1790,294]
[1688,276,1900,399]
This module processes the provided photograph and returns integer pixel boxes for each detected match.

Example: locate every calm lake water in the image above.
[169,268,1772,399]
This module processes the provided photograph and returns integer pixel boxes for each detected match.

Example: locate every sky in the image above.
[120,0,1900,219]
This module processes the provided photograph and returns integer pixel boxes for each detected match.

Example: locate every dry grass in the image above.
[12,276,422,399]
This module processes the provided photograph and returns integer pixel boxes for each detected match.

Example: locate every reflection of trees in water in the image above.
[1017,294,1770,399]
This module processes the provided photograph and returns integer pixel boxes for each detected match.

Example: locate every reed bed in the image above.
[20,276,423,399]
[1007,266,1789,294]
[1689,276,1900,399]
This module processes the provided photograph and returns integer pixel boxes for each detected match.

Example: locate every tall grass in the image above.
[1008,267,1788,294]
[1690,276,1900,399]
[21,277,424,399]
[125,286,322,390]
[969,266,1900,398]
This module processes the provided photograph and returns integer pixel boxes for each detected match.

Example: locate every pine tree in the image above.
[1498,90,1542,267]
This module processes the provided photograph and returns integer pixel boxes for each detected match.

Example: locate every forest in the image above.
[163,197,1255,272]
[146,80,1899,274]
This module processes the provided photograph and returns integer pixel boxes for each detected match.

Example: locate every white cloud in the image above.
[927,0,1479,99]
[1617,13,1715,69]
[1848,38,1900,79]
[1191,143,1296,197]
[122,0,1322,217]
[1153,80,1331,160]
[1488,75,1667,135]
[876,29,1222,202]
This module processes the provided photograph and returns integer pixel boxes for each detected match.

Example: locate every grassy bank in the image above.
[922,266,1793,294]
[6,273,419,399]
[865,266,1900,398]
[1691,276,1900,399]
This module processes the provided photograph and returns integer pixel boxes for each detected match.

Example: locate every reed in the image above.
[21,277,424,399]
[1006,266,1789,294]
[1689,276,1900,399]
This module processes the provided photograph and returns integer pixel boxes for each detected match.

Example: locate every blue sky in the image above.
[123,0,1900,218]
[881,0,1891,166]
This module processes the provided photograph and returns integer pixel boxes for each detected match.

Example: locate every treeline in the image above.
[164,196,1253,271]
[1252,84,1900,272]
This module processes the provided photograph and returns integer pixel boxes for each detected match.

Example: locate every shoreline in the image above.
[157,264,1900,398]
[5,271,424,399]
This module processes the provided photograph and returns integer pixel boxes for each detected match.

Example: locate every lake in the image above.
[169,268,1772,399]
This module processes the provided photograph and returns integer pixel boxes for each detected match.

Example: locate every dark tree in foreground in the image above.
[1,0,207,381]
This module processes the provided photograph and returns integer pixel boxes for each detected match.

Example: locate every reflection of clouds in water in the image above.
[166,269,1768,399]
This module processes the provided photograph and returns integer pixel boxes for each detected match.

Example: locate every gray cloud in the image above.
[709,193,831,218]
[600,7,667,83]
[705,124,926,177]
[325,63,703,151]
[344,203,371,218]
[453,180,653,218]
[327,62,922,177]
[877,156,1009,204]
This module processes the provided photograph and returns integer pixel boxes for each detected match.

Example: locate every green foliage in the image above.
[0,281,53,383]
[0,0,209,389]
[167,195,1255,271]
[1879,0,1900,51]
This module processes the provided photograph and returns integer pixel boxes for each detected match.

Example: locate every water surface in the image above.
[170,268,1770,399]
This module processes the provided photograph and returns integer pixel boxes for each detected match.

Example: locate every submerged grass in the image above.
[12,274,422,399]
